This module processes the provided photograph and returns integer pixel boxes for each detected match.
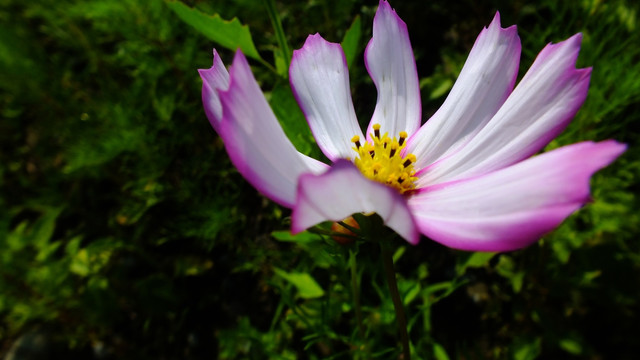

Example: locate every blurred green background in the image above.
[1,0,639,359]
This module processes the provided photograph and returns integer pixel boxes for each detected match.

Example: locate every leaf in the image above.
[269,83,319,157]
[559,338,583,355]
[31,207,63,247]
[264,0,290,75]
[392,246,406,263]
[513,337,541,360]
[433,342,451,360]
[496,255,525,293]
[273,268,325,299]
[271,230,322,244]
[402,281,421,306]
[165,0,262,61]
[341,15,361,68]
[456,251,496,275]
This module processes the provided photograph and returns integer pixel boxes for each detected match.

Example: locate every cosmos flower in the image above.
[199,0,625,251]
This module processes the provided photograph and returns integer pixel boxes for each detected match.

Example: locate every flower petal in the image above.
[292,160,419,244]
[408,13,521,168]
[290,34,363,161]
[199,49,230,132]
[419,34,591,185]
[364,0,421,138]
[408,140,626,252]
[218,50,328,208]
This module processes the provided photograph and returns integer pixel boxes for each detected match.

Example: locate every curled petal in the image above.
[290,34,363,161]
[408,12,521,169]
[408,141,626,252]
[218,51,328,208]
[292,160,419,244]
[420,34,591,185]
[199,49,230,131]
[365,0,421,138]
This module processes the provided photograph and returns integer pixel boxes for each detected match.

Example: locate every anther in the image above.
[389,143,399,158]
[351,135,361,149]
[403,154,416,167]
[399,131,408,146]
[373,124,381,139]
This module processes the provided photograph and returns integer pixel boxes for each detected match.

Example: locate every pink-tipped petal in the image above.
[408,141,626,252]
[290,34,363,161]
[292,160,419,244]
[365,0,421,138]
[419,34,591,186]
[199,49,231,131]
[218,51,328,208]
[408,13,521,169]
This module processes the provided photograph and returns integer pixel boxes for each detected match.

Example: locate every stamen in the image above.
[398,131,408,146]
[350,124,418,194]
[403,154,416,167]
[351,135,361,149]
[389,143,398,158]
[373,123,381,139]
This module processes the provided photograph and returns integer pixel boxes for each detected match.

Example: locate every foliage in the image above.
[1,0,639,358]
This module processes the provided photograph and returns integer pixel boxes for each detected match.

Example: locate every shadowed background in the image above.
[1,0,639,358]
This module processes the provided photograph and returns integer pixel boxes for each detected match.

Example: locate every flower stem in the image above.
[349,249,365,339]
[263,0,291,70]
[380,243,411,360]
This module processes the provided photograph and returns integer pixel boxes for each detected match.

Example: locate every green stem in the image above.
[350,249,365,339]
[263,0,291,70]
[381,243,410,360]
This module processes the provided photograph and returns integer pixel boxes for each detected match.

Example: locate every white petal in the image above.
[218,51,328,208]
[365,0,421,138]
[199,49,230,131]
[407,13,521,169]
[419,34,590,186]
[292,160,419,244]
[408,140,626,251]
[290,34,363,161]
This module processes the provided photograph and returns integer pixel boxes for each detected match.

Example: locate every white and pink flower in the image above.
[199,0,625,252]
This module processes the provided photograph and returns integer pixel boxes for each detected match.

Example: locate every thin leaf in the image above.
[269,83,320,157]
[165,0,262,61]
[273,268,325,299]
[263,0,291,76]
[341,15,361,68]
[271,230,321,244]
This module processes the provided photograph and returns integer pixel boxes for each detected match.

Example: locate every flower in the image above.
[199,0,625,252]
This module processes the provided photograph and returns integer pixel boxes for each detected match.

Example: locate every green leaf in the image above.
[165,0,262,61]
[264,0,290,75]
[392,245,406,263]
[402,281,421,306]
[559,338,583,355]
[341,15,361,68]
[273,268,325,299]
[428,78,454,99]
[496,255,525,293]
[271,230,322,244]
[30,207,63,247]
[456,251,496,275]
[269,83,319,157]
[513,337,541,360]
[433,342,451,360]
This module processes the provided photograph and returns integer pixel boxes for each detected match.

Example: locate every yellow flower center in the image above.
[351,124,418,194]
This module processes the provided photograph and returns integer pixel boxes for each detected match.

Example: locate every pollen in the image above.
[351,124,418,194]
